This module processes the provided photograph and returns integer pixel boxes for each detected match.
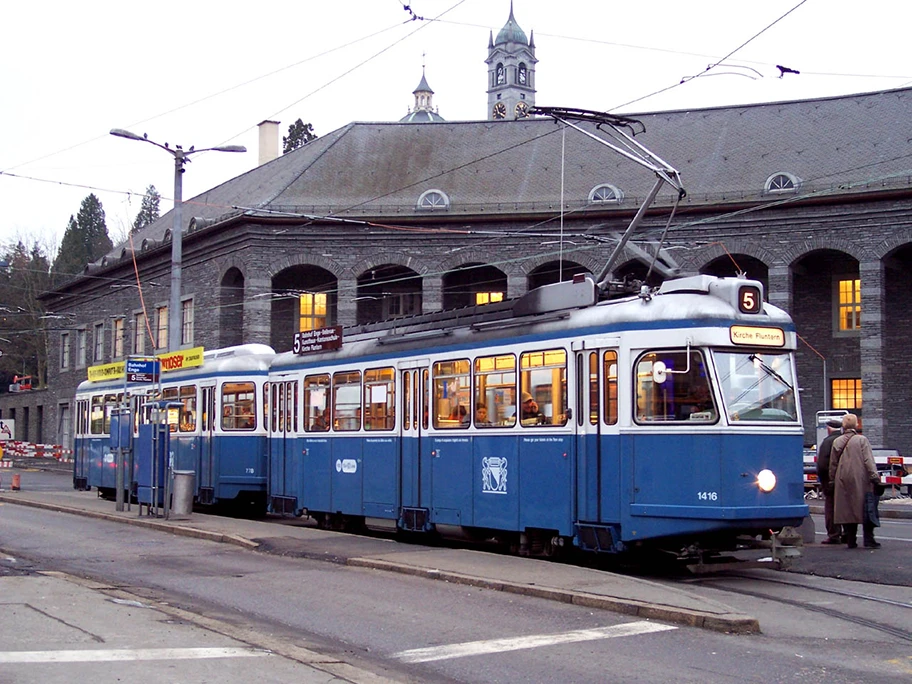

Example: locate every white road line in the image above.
[0,647,271,664]
[393,621,677,664]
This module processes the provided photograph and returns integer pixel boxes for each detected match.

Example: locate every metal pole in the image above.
[823,358,828,410]
[168,153,185,353]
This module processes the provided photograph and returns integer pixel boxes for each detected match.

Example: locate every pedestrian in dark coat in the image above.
[828,413,881,548]
[816,418,843,544]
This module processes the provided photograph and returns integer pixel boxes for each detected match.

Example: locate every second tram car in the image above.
[265,275,808,559]
[74,344,275,508]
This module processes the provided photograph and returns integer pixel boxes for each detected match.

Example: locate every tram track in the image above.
[679,572,912,643]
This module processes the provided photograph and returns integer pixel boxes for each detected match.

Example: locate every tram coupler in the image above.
[685,527,804,573]
[738,526,804,570]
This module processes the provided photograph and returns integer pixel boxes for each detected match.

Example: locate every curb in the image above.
[0,493,758,634]
[347,557,759,634]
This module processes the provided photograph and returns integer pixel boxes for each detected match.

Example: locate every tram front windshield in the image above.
[714,351,798,422]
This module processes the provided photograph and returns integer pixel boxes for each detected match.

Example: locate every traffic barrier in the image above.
[0,441,74,463]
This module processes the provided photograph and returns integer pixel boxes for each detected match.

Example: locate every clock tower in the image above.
[486,2,536,120]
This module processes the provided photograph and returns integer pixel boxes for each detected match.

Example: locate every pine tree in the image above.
[51,194,113,284]
[282,119,317,154]
[0,240,51,391]
[131,185,161,234]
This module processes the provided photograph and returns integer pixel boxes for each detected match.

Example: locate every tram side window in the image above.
[422,369,430,430]
[474,354,516,427]
[179,385,197,432]
[286,381,298,433]
[304,374,330,431]
[103,393,121,434]
[90,395,105,434]
[162,387,180,432]
[519,349,568,427]
[364,367,395,431]
[76,399,88,436]
[603,351,618,425]
[270,382,281,433]
[434,359,470,428]
[333,371,362,431]
[222,382,256,430]
[634,350,717,424]
[402,371,412,430]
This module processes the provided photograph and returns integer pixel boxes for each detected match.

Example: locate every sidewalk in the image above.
[0,482,759,635]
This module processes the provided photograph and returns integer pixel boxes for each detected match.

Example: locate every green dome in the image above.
[495,5,527,45]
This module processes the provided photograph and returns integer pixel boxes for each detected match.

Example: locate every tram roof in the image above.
[270,276,794,369]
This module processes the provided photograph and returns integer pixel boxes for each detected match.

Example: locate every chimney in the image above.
[257,120,280,165]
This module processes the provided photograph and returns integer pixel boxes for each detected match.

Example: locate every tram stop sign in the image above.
[126,359,160,383]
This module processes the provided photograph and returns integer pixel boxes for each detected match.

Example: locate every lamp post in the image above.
[110,129,246,352]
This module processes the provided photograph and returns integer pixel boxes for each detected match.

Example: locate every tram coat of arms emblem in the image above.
[482,456,508,494]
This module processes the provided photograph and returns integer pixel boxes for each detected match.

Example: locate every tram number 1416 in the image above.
[698,491,719,501]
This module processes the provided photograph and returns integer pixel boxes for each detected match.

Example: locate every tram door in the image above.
[198,384,216,502]
[574,345,621,524]
[269,377,299,508]
[398,363,427,516]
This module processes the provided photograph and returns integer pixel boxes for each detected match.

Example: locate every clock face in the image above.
[515,101,529,118]
[492,101,507,119]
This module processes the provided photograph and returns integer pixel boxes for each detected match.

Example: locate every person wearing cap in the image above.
[520,391,545,425]
[829,413,882,549]
[817,418,844,544]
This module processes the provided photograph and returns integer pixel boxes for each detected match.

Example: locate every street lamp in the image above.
[110,128,246,352]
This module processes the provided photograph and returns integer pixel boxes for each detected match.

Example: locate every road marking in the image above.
[0,647,271,664]
[393,620,677,663]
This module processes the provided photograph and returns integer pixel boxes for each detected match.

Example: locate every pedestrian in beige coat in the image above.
[828,413,881,548]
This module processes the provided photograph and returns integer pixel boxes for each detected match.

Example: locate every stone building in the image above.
[2,8,911,454]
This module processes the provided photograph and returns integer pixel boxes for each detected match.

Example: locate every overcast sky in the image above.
[2,0,910,253]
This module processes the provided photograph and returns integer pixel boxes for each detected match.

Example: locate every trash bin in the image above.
[171,470,195,519]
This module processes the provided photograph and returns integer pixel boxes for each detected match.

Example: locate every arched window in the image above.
[417,189,450,211]
[765,172,801,194]
[588,184,624,204]
[495,63,506,85]
[518,63,528,85]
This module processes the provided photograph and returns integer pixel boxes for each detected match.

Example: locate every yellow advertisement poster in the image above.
[86,346,205,382]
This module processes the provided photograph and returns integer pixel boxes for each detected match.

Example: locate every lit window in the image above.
[475,291,504,305]
[832,378,862,410]
[837,278,861,332]
[765,172,800,194]
[417,189,449,211]
[588,184,623,204]
[299,292,327,332]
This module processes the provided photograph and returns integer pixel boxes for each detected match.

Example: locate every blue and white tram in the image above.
[267,275,808,558]
[74,344,275,508]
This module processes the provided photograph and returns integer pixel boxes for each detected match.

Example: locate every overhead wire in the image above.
[610,0,812,111]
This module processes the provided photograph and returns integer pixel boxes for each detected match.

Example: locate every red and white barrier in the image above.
[804,448,911,492]
[1,441,74,463]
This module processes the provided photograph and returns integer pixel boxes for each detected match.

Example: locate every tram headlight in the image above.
[757,469,777,493]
